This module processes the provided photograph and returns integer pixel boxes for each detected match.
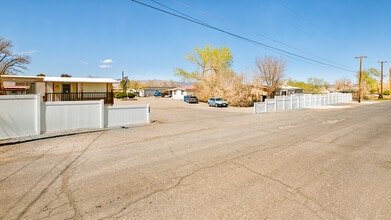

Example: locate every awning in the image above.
[4,86,30,91]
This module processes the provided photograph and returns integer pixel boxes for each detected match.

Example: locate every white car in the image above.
[208,97,228,107]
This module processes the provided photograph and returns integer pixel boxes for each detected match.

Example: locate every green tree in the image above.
[175,44,233,81]
[0,37,31,94]
[120,77,129,93]
[175,45,238,103]
[307,77,329,94]
[175,45,252,106]
[358,68,379,97]
[287,79,311,93]
[287,77,329,94]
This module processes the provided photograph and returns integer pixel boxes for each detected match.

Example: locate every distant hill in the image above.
[116,78,194,87]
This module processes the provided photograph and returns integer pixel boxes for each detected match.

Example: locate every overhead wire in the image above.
[130,0,355,72]
[176,0,354,72]
[170,0,347,69]
[271,0,355,69]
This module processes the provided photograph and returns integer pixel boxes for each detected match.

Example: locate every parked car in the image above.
[208,97,228,107]
[186,96,199,104]
[154,91,162,97]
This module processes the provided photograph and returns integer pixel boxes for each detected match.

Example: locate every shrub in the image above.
[114,92,135,99]
[383,90,390,95]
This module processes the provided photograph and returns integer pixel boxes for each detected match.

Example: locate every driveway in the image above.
[1,98,391,219]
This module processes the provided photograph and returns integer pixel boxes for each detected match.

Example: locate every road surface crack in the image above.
[14,131,105,219]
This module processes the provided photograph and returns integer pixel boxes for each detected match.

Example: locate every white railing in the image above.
[254,93,352,113]
[0,95,150,140]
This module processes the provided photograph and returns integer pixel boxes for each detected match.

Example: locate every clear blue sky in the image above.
[2,0,390,83]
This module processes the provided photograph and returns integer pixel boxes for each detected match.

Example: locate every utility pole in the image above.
[355,56,367,103]
[378,61,387,98]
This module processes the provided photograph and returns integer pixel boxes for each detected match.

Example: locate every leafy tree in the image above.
[287,79,312,93]
[120,77,129,93]
[175,44,233,81]
[307,77,329,93]
[176,45,252,106]
[60,73,72,77]
[254,56,286,98]
[36,73,46,77]
[287,77,329,94]
[357,68,379,97]
[0,37,31,94]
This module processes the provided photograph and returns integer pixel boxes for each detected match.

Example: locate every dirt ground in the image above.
[1,98,391,219]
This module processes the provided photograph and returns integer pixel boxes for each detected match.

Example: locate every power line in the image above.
[130,0,354,72]
[173,0,351,71]
[169,0,352,72]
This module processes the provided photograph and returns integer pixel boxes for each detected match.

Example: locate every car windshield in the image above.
[215,98,223,101]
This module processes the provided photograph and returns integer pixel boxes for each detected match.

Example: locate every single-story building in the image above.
[143,86,176,97]
[276,85,303,96]
[1,75,117,104]
[168,86,195,100]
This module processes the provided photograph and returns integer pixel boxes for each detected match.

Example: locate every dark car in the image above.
[186,96,199,104]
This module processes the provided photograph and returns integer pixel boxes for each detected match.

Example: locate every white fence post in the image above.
[265,99,268,112]
[100,99,104,129]
[35,94,41,135]
[253,92,352,114]
[298,95,301,109]
[147,104,151,123]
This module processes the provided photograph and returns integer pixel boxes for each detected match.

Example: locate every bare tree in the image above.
[335,78,353,92]
[254,56,286,98]
[0,37,31,94]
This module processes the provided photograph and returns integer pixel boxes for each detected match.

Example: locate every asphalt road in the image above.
[1,98,391,219]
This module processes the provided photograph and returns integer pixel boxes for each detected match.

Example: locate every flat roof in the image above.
[1,75,117,83]
[4,85,31,91]
[44,77,118,83]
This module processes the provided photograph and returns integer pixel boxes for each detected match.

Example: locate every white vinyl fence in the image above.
[254,93,352,113]
[1,95,150,140]
[105,105,150,127]
[0,95,41,139]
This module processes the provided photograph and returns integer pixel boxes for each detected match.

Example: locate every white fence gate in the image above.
[254,93,352,113]
[0,95,150,140]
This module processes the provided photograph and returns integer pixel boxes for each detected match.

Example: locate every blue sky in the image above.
[2,0,390,83]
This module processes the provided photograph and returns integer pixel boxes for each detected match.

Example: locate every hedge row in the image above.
[114,92,135,99]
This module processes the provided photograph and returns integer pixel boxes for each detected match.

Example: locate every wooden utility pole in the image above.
[355,56,367,103]
[378,61,387,98]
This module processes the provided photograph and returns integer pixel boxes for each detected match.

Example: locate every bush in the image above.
[114,92,135,99]
[383,90,390,95]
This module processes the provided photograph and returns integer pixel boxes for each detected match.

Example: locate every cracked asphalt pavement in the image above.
[1,98,391,219]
